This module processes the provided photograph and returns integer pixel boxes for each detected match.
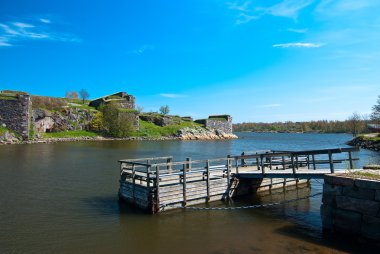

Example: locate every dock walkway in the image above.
[118,147,360,213]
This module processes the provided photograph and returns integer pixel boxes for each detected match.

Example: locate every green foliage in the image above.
[159,105,170,115]
[133,120,198,137]
[101,102,134,137]
[89,111,105,132]
[42,130,98,138]
[233,120,369,134]
[31,96,67,111]
[209,115,229,121]
[371,95,380,123]
[0,126,9,136]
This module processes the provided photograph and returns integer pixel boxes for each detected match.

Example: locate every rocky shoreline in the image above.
[346,135,380,152]
[0,127,238,145]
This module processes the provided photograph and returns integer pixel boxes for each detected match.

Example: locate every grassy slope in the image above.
[0,126,9,136]
[132,120,200,138]
[42,130,98,138]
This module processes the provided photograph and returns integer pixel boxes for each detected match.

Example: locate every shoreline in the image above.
[346,134,380,152]
[0,134,238,145]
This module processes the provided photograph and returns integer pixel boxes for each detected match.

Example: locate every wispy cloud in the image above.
[256,104,281,108]
[130,45,155,54]
[0,17,80,47]
[227,0,314,24]
[287,28,308,33]
[316,0,379,16]
[159,93,185,98]
[39,18,51,24]
[273,42,324,48]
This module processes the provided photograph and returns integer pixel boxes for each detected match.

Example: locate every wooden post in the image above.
[206,160,210,202]
[167,158,172,173]
[182,164,187,206]
[328,151,334,173]
[291,155,296,175]
[295,155,299,170]
[256,157,260,171]
[132,164,136,202]
[155,166,160,212]
[186,157,192,171]
[312,154,317,170]
[306,155,310,169]
[282,156,286,170]
[241,152,245,167]
[227,157,231,199]
[348,151,354,169]
[235,158,239,174]
[147,165,151,188]
[269,156,273,170]
[261,155,265,174]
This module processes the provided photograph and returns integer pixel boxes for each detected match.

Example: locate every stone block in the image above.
[376,190,380,202]
[322,194,336,206]
[355,179,380,190]
[323,183,342,195]
[320,204,333,217]
[342,186,375,200]
[333,208,362,234]
[361,215,380,241]
[333,175,355,187]
[336,196,380,216]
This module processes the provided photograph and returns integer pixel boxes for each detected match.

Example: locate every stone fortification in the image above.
[321,173,380,241]
[0,93,31,140]
[195,115,233,134]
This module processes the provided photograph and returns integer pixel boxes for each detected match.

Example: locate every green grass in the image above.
[132,120,200,137]
[0,93,18,101]
[358,134,380,142]
[42,130,99,138]
[346,171,380,180]
[67,103,97,111]
[0,126,9,136]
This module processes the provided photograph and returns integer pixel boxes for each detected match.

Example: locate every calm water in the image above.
[0,133,379,254]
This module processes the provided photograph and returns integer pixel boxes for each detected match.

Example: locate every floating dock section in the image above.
[118,148,359,213]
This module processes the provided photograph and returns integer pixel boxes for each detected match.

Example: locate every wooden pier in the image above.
[118,147,359,213]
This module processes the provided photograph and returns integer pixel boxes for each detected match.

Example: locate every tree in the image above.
[347,112,364,137]
[72,90,78,99]
[65,91,72,99]
[79,89,89,104]
[159,105,170,115]
[101,102,134,137]
[371,95,380,124]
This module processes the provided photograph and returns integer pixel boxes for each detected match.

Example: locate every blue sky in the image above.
[0,0,379,123]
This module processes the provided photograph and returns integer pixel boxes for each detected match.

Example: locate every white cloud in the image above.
[227,0,314,24]
[0,18,80,47]
[316,0,379,16]
[256,104,281,108]
[159,93,185,98]
[287,28,308,33]
[273,42,324,48]
[130,45,155,54]
[39,18,51,24]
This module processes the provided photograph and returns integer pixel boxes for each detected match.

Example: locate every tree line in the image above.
[234,95,380,135]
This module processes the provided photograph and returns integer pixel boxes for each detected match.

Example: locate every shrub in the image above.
[89,112,105,132]
[101,102,134,137]
[31,96,67,111]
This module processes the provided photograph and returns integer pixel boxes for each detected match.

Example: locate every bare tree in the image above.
[159,105,170,115]
[371,95,380,124]
[72,90,78,99]
[347,112,364,137]
[79,89,89,104]
[65,91,72,99]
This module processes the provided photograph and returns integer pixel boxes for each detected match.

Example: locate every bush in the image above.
[31,96,67,111]
[101,102,134,137]
[89,112,105,132]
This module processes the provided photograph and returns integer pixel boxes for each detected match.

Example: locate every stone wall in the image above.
[321,173,380,241]
[205,115,233,134]
[0,94,31,140]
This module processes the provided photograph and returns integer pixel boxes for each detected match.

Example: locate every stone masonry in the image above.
[321,173,380,241]
[0,94,31,140]
[205,115,233,134]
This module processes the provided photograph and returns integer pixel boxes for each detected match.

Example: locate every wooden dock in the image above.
[118,147,359,213]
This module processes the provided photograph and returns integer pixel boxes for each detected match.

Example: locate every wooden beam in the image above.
[182,164,187,206]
